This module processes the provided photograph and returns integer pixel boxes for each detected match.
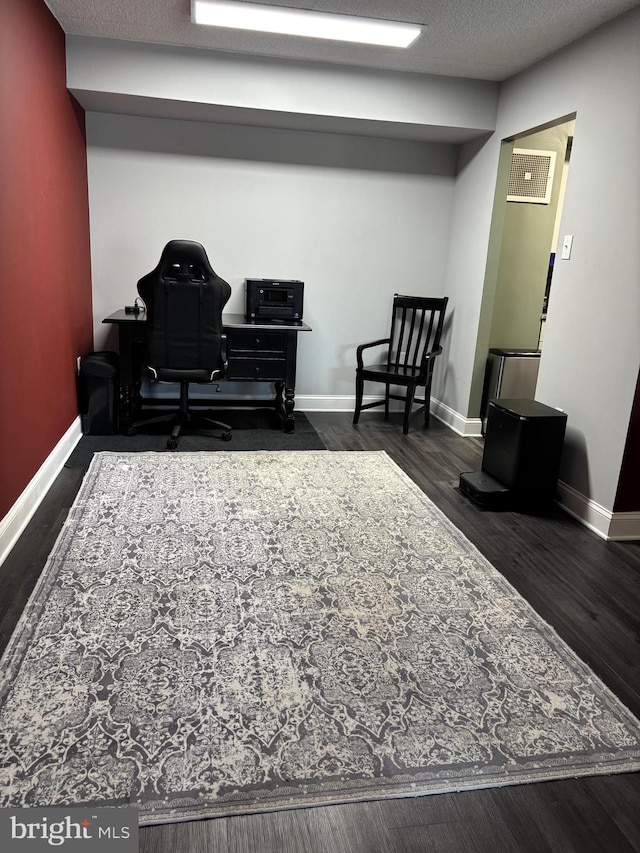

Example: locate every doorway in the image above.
[472,114,576,423]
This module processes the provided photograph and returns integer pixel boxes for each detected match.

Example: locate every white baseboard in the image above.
[607,511,640,541]
[300,395,435,413]
[296,395,483,439]
[430,399,483,437]
[297,395,376,412]
[557,481,640,541]
[0,417,83,568]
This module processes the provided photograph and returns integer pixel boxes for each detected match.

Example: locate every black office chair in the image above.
[353,294,448,435]
[128,239,232,449]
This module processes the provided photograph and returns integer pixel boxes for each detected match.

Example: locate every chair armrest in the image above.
[420,345,443,373]
[356,337,391,369]
[220,333,229,373]
[423,344,443,361]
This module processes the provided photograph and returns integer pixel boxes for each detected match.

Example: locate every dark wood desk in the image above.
[103,310,311,433]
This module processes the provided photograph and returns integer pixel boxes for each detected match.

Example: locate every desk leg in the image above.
[275,381,284,414]
[283,387,296,433]
[116,322,144,433]
[275,381,296,433]
[120,386,134,432]
[119,382,143,433]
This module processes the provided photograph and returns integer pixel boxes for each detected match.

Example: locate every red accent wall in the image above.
[0,0,93,519]
[614,369,640,512]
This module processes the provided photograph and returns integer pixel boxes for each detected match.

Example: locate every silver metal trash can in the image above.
[481,348,541,433]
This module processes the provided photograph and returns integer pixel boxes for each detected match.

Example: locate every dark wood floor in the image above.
[2,411,639,852]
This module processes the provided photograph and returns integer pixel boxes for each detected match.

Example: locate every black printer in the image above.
[245,278,304,321]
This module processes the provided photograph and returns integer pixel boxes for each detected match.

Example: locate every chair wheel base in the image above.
[222,431,232,442]
[167,437,179,450]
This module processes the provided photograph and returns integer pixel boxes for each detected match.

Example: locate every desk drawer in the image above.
[228,358,287,380]
[227,330,286,356]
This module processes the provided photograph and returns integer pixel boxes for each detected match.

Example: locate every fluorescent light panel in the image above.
[192,1,422,48]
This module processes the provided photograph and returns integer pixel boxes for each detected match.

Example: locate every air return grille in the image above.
[507,148,556,204]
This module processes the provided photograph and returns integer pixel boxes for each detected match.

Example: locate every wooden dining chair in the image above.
[353,294,448,435]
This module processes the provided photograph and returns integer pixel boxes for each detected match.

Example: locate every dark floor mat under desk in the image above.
[66,409,326,471]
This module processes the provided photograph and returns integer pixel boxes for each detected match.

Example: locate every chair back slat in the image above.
[388,294,448,375]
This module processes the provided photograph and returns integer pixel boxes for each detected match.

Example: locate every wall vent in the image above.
[507,148,556,204]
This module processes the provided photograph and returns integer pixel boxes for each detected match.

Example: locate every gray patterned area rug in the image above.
[1,451,639,825]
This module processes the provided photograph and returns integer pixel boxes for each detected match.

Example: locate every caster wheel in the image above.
[222,431,232,442]
[167,438,178,450]
[125,426,137,437]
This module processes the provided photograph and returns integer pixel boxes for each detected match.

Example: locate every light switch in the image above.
[561,234,574,260]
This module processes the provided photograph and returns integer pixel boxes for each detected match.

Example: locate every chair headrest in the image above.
[156,240,217,282]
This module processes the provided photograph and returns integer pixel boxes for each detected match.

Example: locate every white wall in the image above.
[72,34,495,415]
[80,7,640,526]
[87,113,457,404]
[69,37,498,143]
[442,7,640,517]
[436,135,500,420]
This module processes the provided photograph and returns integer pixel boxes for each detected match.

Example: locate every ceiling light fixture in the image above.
[191,1,422,48]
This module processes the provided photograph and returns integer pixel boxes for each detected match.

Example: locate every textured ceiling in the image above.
[44,0,640,80]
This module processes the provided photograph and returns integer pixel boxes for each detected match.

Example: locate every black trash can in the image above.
[78,351,119,435]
